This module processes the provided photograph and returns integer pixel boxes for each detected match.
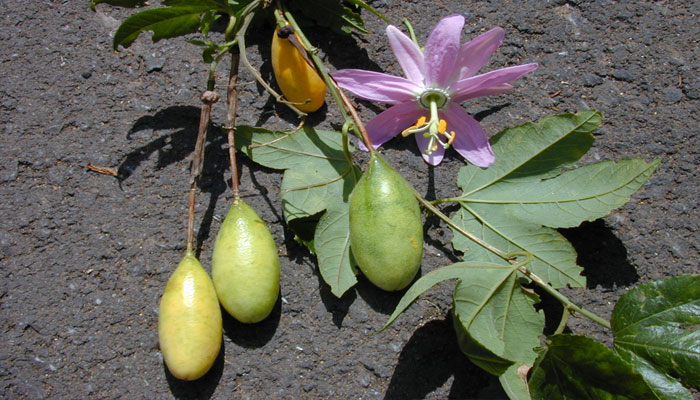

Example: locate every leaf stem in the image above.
[402,18,421,49]
[413,191,511,260]
[417,192,613,330]
[554,307,570,335]
[236,11,306,118]
[518,265,611,329]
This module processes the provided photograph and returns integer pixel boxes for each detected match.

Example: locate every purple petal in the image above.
[332,69,421,104]
[386,25,425,84]
[450,27,505,81]
[453,83,513,103]
[442,105,494,167]
[414,133,445,165]
[365,102,425,148]
[423,14,464,87]
[449,63,538,99]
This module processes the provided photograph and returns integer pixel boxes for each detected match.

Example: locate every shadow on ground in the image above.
[164,344,225,400]
[384,316,493,399]
[560,219,639,289]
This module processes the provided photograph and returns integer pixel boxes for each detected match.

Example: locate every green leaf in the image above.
[163,0,233,13]
[612,275,700,392]
[452,206,584,289]
[458,111,600,191]
[462,159,661,229]
[382,262,544,375]
[613,347,693,400]
[90,0,145,11]
[453,269,544,370]
[381,263,500,330]
[236,126,361,297]
[451,111,660,289]
[529,334,658,399]
[344,0,390,23]
[499,364,532,400]
[113,6,211,50]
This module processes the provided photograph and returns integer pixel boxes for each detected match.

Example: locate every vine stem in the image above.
[518,266,612,329]
[414,191,510,260]
[279,8,375,153]
[278,5,611,331]
[416,191,612,329]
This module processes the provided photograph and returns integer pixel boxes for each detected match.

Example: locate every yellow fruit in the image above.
[212,200,280,323]
[271,25,326,113]
[158,252,222,381]
[349,153,423,291]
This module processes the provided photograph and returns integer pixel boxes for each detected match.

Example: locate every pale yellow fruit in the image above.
[158,252,222,381]
[212,200,280,323]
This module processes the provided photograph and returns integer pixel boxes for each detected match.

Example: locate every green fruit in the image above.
[158,251,222,381]
[212,200,280,323]
[349,152,423,291]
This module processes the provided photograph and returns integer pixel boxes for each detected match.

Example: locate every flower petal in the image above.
[365,102,425,148]
[451,27,505,81]
[450,63,538,99]
[332,69,421,104]
[414,133,445,165]
[423,14,464,87]
[443,105,494,167]
[386,25,425,84]
[453,83,513,103]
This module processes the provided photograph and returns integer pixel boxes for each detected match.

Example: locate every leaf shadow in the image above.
[383,316,491,400]
[354,273,411,316]
[314,264,357,328]
[116,106,231,250]
[559,219,639,289]
[164,340,224,399]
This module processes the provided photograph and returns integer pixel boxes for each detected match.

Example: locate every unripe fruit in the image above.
[158,252,222,381]
[212,200,280,323]
[349,153,423,291]
[271,26,326,113]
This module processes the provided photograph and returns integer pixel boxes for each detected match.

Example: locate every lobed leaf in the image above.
[90,0,145,11]
[529,334,658,399]
[236,126,361,297]
[113,6,211,50]
[451,205,584,289]
[499,364,532,400]
[453,269,544,369]
[382,262,544,376]
[458,111,600,193]
[452,111,660,289]
[463,158,661,229]
[612,275,700,392]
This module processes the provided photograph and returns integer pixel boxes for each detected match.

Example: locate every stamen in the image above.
[401,116,427,137]
[401,97,459,156]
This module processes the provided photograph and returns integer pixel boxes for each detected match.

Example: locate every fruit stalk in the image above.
[226,48,241,200]
[186,89,219,252]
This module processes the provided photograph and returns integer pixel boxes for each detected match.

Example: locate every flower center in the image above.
[416,88,451,110]
[401,96,456,156]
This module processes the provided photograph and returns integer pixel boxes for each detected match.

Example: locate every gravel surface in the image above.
[1,1,698,398]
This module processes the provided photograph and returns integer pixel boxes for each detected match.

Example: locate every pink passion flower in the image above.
[332,15,537,167]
